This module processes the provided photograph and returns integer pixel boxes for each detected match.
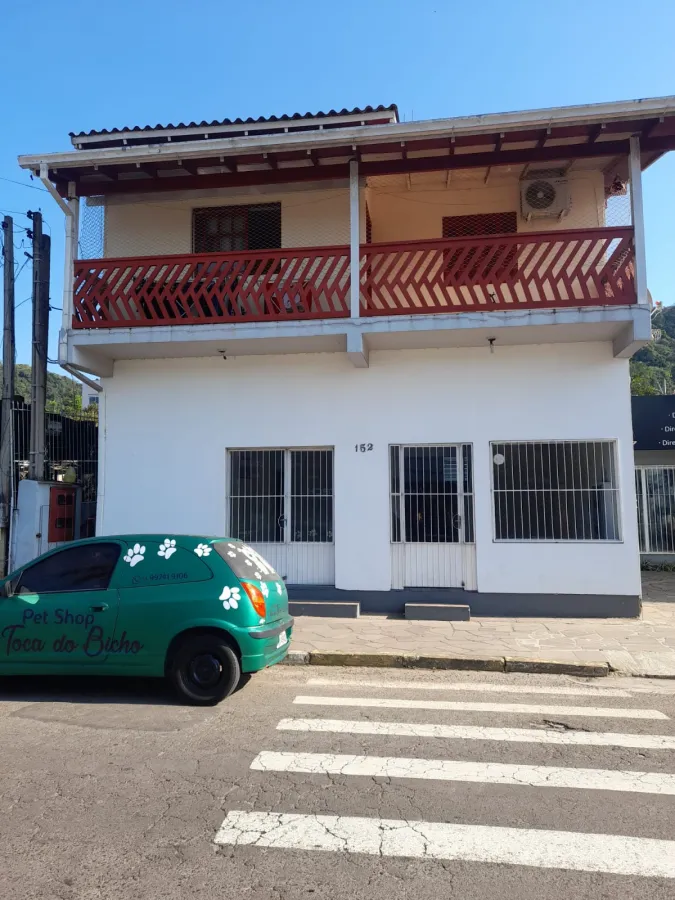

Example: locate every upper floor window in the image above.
[192,203,282,254]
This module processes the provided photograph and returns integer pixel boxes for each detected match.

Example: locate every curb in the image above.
[282,650,610,677]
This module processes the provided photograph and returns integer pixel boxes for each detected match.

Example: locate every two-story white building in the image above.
[19,97,675,618]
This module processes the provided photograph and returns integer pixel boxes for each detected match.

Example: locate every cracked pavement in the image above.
[0,667,674,898]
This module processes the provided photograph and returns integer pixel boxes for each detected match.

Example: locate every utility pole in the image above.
[0,217,15,575]
[28,211,49,482]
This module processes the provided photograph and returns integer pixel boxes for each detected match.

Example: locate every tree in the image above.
[630,307,675,395]
[0,363,98,420]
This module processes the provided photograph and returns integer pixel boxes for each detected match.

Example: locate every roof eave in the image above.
[18,95,675,172]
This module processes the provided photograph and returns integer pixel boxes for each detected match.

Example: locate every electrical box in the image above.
[11,480,81,571]
[48,485,77,543]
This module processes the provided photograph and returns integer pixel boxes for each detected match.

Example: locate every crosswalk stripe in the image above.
[214,810,675,877]
[305,678,632,698]
[294,695,669,720]
[251,751,675,795]
[277,717,675,750]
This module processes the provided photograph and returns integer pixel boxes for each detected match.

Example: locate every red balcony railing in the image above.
[72,245,351,328]
[359,227,636,315]
[72,228,636,329]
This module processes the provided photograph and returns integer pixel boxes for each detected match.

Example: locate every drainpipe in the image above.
[61,364,102,395]
[38,165,79,363]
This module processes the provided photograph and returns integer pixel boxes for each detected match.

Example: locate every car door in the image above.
[0,542,122,667]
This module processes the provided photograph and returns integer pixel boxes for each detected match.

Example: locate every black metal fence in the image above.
[9,401,98,538]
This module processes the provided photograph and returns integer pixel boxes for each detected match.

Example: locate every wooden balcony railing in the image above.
[72,246,351,328]
[359,227,636,315]
[72,228,636,329]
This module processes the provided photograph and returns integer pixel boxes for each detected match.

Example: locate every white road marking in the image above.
[293,695,669,720]
[214,810,675,877]
[305,678,632,698]
[251,751,675,795]
[277,717,675,750]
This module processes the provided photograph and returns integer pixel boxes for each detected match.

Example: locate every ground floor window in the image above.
[636,466,675,553]
[491,440,621,541]
[390,444,474,543]
[228,448,333,544]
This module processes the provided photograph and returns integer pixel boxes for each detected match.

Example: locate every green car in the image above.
[0,535,293,705]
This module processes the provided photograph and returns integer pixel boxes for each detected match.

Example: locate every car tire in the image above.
[169,634,241,706]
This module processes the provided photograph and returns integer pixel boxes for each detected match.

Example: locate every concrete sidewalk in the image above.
[288,572,675,678]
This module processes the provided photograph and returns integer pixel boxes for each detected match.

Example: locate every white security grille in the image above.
[390,445,475,543]
[229,448,333,544]
[491,440,621,541]
[227,448,334,585]
[636,466,675,553]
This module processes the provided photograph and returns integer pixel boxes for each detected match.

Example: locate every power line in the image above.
[0,176,49,193]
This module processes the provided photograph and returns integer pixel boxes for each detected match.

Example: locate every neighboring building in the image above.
[633,395,675,560]
[19,96,675,617]
[80,379,100,408]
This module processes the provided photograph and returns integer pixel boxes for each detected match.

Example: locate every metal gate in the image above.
[390,444,477,589]
[636,466,675,554]
[227,448,334,584]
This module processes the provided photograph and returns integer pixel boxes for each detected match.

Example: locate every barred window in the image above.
[229,448,333,544]
[390,444,474,544]
[491,440,621,542]
[193,203,281,254]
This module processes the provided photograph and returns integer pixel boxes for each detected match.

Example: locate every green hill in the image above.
[0,363,96,418]
[631,307,675,395]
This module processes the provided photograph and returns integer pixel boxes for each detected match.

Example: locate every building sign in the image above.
[632,396,675,451]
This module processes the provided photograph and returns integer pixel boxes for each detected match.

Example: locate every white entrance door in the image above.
[390,444,477,590]
[227,448,334,585]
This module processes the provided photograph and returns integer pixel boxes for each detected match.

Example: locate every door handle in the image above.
[89,603,109,612]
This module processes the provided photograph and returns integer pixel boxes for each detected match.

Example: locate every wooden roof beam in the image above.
[588,123,606,143]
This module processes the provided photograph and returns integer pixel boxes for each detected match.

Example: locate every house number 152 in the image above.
[355,443,374,452]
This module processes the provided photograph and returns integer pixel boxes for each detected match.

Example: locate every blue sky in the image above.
[2,0,674,366]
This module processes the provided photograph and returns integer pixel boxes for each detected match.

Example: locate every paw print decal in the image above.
[194,543,212,557]
[220,586,241,610]
[158,538,177,560]
[276,582,283,596]
[260,582,269,599]
[124,544,146,567]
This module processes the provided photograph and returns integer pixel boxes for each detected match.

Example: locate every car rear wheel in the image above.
[169,634,241,705]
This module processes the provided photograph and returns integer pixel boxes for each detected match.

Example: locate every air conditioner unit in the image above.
[520,177,570,220]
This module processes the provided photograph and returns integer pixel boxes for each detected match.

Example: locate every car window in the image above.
[15,543,121,594]
[214,541,282,581]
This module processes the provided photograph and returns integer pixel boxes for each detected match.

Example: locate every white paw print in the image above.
[260,582,269,599]
[254,571,262,579]
[158,538,177,559]
[123,544,145,567]
[194,543,212,557]
[276,582,283,595]
[227,551,236,558]
[220,586,241,610]
[245,560,253,567]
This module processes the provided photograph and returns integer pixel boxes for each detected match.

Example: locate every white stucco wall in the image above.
[98,342,640,597]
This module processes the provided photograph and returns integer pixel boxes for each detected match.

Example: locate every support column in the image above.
[349,159,360,318]
[61,187,79,360]
[629,136,649,306]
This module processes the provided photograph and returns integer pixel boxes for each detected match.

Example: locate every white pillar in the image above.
[61,187,79,356]
[349,159,360,318]
[629,136,649,306]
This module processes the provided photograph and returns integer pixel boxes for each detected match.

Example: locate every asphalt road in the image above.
[1,666,675,899]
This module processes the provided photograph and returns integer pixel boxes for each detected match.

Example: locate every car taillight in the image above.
[242,582,266,618]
